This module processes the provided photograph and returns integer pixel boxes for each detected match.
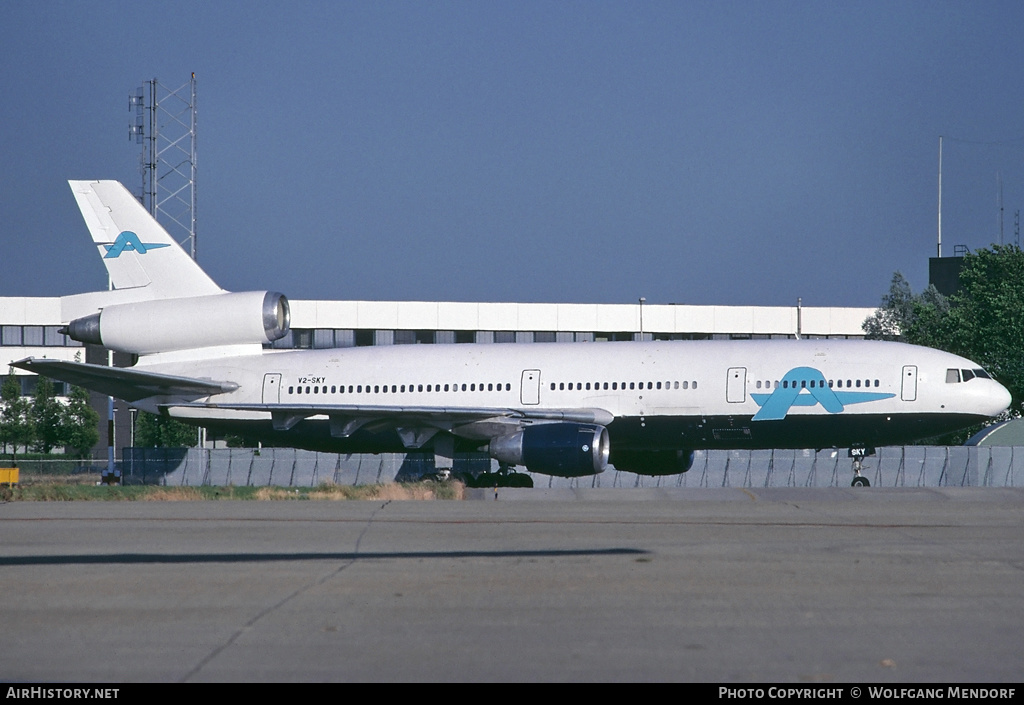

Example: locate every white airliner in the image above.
[15,181,1012,487]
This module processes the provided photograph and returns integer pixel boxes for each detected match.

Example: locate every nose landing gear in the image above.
[848,447,874,487]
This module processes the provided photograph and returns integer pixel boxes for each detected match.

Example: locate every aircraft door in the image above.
[901,365,918,402]
[262,373,282,404]
[521,369,541,405]
[726,367,747,403]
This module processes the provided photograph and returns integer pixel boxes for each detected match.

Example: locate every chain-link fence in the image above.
[0,457,99,478]
[64,446,1021,488]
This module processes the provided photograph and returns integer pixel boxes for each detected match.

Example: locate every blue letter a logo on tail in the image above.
[103,231,170,259]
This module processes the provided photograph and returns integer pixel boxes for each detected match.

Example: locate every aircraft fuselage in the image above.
[142,338,1009,459]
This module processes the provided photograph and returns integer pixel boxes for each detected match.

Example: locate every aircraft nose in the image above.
[988,380,1013,416]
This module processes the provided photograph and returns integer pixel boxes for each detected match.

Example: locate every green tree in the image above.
[62,386,99,458]
[862,272,948,342]
[0,370,34,457]
[866,245,1024,417]
[901,285,952,351]
[30,376,64,453]
[923,245,1024,413]
[135,411,198,448]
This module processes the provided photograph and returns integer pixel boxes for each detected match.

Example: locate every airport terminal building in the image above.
[1,295,874,457]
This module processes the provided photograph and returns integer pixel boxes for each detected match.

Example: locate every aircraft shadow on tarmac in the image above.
[0,547,648,566]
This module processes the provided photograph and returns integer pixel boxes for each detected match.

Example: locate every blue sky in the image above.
[2,1,1024,308]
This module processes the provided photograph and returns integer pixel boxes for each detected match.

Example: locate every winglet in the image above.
[68,180,223,298]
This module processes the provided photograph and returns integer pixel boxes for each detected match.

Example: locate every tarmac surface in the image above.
[2,487,1023,682]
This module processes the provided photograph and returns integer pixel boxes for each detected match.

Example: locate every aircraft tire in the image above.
[851,476,870,488]
[507,473,534,488]
[467,472,498,488]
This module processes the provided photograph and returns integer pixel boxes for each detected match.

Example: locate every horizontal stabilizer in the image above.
[12,358,237,403]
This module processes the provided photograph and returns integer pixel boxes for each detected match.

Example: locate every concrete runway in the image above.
[2,488,1023,682]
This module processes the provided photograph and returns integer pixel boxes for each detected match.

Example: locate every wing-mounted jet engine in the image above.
[488,422,610,478]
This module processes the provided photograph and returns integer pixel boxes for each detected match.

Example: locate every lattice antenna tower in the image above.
[129,74,197,259]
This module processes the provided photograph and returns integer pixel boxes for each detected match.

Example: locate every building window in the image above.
[22,327,44,346]
[313,329,335,349]
[334,329,356,348]
[43,327,65,346]
[1,326,22,345]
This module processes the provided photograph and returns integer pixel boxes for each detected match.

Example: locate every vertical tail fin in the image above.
[69,180,223,299]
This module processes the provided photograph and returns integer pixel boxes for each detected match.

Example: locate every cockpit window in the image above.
[948,368,993,383]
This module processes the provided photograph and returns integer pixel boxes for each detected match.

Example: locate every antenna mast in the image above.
[998,171,1004,245]
[129,74,198,260]
[937,136,943,258]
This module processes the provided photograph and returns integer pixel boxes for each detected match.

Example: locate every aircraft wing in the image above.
[11,358,238,403]
[172,401,614,448]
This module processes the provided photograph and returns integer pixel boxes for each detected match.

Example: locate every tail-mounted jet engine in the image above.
[63,291,290,355]
[489,423,610,477]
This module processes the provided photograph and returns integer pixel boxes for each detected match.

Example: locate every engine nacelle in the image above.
[610,449,695,476]
[489,423,610,477]
[63,291,290,355]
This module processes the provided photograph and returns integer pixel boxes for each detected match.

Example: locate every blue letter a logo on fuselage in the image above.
[103,231,170,259]
[750,367,894,421]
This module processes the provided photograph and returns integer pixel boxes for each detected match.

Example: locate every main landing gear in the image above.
[848,447,874,487]
[464,465,534,488]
